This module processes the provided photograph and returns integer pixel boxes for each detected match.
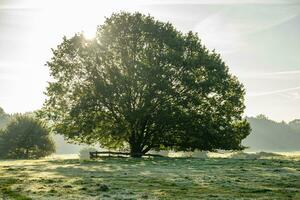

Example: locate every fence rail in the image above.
[89,151,164,159]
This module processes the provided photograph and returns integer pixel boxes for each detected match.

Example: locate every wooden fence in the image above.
[89,151,164,159]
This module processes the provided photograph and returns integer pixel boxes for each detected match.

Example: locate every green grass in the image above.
[0,177,31,200]
[0,154,299,199]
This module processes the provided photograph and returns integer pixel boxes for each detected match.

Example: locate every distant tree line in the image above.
[0,107,10,129]
[243,115,300,151]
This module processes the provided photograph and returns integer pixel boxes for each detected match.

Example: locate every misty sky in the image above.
[0,0,299,121]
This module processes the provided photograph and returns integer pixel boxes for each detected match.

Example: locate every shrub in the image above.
[0,115,55,159]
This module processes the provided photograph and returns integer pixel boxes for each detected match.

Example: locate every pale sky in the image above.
[0,0,300,122]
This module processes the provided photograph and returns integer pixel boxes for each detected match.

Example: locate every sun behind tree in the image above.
[42,12,250,157]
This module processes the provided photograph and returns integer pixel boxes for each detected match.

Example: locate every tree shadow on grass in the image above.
[0,177,31,200]
[36,157,205,198]
[2,157,300,199]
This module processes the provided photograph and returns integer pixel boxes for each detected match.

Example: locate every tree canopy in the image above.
[0,115,55,159]
[43,12,250,157]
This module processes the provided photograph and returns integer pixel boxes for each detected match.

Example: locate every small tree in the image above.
[42,12,250,157]
[0,115,55,159]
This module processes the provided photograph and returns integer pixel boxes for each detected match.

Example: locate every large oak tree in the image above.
[43,12,250,157]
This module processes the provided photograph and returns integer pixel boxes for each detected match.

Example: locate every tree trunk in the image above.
[25,148,29,159]
[128,128,153,157]
[129,141,143,158]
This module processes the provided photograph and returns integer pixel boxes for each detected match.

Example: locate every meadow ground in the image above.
[0,152,300,200]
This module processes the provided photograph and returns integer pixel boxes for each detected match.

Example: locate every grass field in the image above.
[0,152,300,200]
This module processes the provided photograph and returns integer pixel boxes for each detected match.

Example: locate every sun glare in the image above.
[83,29,96,39]
[33,0,132,40]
